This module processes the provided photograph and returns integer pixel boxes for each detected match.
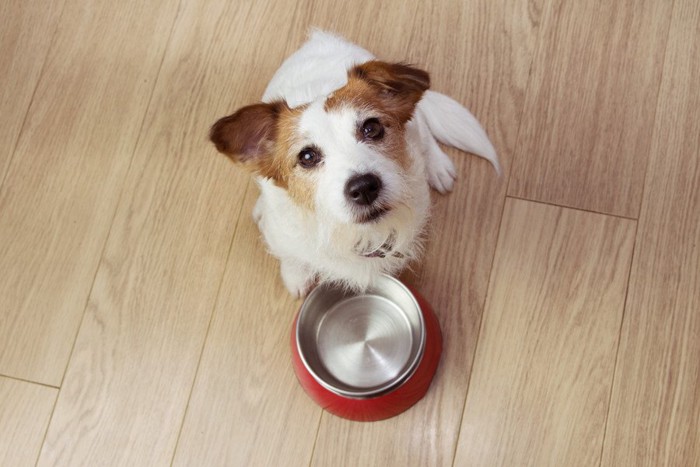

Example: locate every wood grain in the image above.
[601,1,700,464]
[0,0,179,386]
[0,0,64,183]
[172,188,322,466]
[454,198,635,466]
[308,1,544,466]
[171,6,328,465]
[508,0,673,218]
[0,0,698,464]
[38,1,303,465]
[0,377,57,467]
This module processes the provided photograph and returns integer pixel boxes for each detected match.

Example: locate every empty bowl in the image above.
[291,274,442,421]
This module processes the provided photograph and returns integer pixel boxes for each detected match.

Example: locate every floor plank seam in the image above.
[0,373,59,390]
[0,0,67,191]
[505,195,638,221]
[32,379,60,467]
[596,218,640,467]
[306,411,324,467]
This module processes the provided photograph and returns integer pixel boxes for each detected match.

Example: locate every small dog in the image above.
[210,30,500,297]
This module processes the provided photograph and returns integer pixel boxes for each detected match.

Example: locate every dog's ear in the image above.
[209,101,287,163]
[349,61,430,122]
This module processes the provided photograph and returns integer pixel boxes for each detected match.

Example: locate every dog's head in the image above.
[210,61,429,225]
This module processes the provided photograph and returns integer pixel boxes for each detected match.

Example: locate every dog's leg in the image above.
[280,259,315,298]
[424,132,457,194]
[414,110,457,194]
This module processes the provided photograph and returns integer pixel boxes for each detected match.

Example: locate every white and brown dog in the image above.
[210,30,499,297]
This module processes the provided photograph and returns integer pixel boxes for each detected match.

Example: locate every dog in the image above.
[210,30,500,297]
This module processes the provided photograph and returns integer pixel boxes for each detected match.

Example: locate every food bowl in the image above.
[291,274,442,421]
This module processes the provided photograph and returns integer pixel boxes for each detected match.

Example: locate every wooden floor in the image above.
[1,0,698,465]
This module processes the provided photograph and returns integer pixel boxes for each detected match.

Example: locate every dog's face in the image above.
[210,61,429,225]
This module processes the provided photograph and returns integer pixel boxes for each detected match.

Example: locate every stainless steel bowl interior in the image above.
[296,275,425,398]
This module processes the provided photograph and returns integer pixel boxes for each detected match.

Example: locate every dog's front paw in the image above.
[280,260,315,299]
[426,141,457,194]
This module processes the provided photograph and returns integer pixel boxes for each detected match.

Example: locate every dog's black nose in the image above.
[345,173,382,206]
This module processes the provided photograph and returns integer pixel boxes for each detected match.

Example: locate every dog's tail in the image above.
[417,90,501,176]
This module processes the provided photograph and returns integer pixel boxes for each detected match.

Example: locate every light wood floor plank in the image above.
[601,1,700,464]
[0,0,64,183]
[38,1,302,465]
[308,1,544,465]
[0,376,57,467]
[0,0,180,386]
[508,0,673,218]
[172,188,322,467]
[171,5,328,464]
[454,198,635,466]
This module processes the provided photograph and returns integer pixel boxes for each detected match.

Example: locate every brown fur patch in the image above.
[345,60,430,123]
[210,102,316,211]
[209,101,287,162]
[266,108,317,212]
[324,64,429,171]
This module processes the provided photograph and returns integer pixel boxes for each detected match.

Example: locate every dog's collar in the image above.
[363,250,405,259]
[355,230,405,259]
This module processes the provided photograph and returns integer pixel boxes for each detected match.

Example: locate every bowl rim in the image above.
[295,274,426,399]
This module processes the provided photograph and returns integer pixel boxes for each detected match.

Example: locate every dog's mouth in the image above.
[356,206,390,224]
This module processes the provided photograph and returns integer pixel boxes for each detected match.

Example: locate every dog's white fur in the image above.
[217,30,499,297]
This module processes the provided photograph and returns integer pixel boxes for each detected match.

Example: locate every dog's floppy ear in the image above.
[209,101,287,163]
[349,61,430,122]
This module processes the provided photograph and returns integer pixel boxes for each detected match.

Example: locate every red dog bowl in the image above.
[291,274,442,421]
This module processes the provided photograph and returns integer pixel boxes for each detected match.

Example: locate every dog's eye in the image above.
[298,147,322,168]
[361,118,384,140]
